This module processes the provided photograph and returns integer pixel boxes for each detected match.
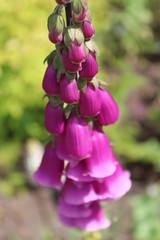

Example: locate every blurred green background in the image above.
[0,0,160,239]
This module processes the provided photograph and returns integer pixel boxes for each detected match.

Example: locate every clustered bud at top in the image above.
[34,0,132,233]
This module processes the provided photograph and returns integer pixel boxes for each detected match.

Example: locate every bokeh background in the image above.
[0,0,160,239]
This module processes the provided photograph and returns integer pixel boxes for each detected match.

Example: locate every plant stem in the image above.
[65,3,72,27]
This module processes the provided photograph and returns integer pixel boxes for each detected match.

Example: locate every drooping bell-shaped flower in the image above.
[60,76,79,104]
[72,0,88,22]
[79,83,101,117]
[65,111,92,160]
[86,123,116,178]
[81,20,95,40]
[48,12,64,44]
[61,179,98,205]
[97,88,119,126]
[79,51,98,79]
[55,131,76,163]
[69,41,86,64]
[59,201,111,232]
[58,198,92,218]
[66,160,94,182]
[100,158,132,200]
[42,63,60,96]
[76,202,111,232]
[34,142,64,189]
[62,49,82,73]
[45,102,65,135]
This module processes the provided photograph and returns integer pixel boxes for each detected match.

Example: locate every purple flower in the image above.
[45,102,65,135]
[86,123,116,178]
[66,160,94,182]
[34,142,64,189]
[49,30,63,44]
[100,158,132,200]
[68,41,86,64]
[55,131,76,164]
[58,198,92,218]
[79,83,101,117]
[56,0,64,4]
[97,88,119,126]
[60,76,79,104]
[59,201,111,231]
[65,111,92,160]
[62,49,82,73]
[79,51,98,79]
[61,179,98,205]
[42,63,60,96]
[81,20,95,40]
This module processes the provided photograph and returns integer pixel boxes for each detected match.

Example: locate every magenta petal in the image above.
[60,76,79,104]
[76,202,111,232]
[65,112,92,160]
[86,124,116,178]
[34,142,64,189]
[103,159,132,200]
[59,214,76,228]
[97,88,119,126]
[79,51,98,79]
[62,179,98,205]
[42,63,60,96]
[45,102,65,135]
[55,131,76,163]
[66,160,94,182]
[58,198,92,218]
[49,30,63,44]
[81,20,95,40]
[72,8,86,22]
[79,83,101,117]
[69,42,86,64]
[62,49,82,73]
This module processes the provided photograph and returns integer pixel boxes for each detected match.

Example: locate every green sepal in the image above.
[53,53,63,70]
[57,66,65,82]
[49,96,63,107]
[72,0,83,15]
[47,13,64,35]
[77,78,87,92]
[65,72,77,81]
[85,40,100,55]
[43,50,56,65]
[64,104,74,119]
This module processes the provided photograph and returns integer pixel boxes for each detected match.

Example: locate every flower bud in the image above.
[86,123,116,178]
[65,111,92,160]
[56,0,64,4]
[97,88,119,126]
[79,83,101,117]
[81,20,95,40]
[42,63,60,96]
[48,13,64,44]
[69,41,86,64]
[34,142,64,189]
[79,51,98,79]
[60,76,79,104]
[45,102,65,135]
[62,49,82,73]
[72,0,88,22]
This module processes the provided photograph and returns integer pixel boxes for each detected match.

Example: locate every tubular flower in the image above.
[60,75,79,104]
[65,111,92,160]
[35,0,132,233]
[45,102,65,135]
[79,51,98,79]
[34,142,64,189]
[42,62,60,96]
